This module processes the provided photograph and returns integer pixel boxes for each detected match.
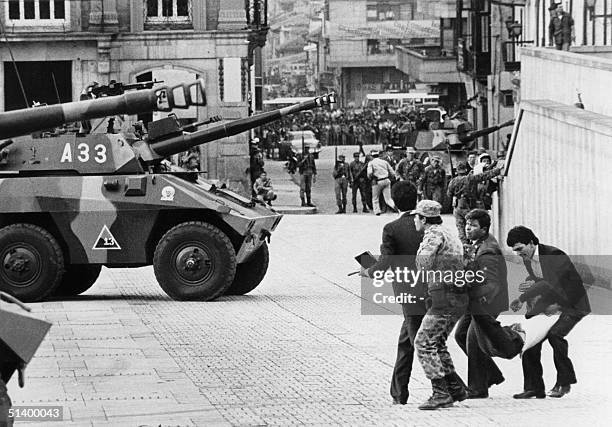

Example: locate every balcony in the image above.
[457,38,490,79]
[395,46,460,83]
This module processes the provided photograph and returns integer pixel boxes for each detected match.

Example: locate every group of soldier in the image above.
[330,146,502,220]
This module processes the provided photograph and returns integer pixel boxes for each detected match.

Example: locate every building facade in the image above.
[0,0,269,195]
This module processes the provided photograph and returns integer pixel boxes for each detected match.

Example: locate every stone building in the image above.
[0,0,269,195]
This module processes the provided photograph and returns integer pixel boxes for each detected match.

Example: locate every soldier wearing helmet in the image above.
[395,147,425,190]
[446,161,504,244]
[419,155,445,204]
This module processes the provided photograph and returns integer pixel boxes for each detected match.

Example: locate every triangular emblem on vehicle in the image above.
[93,225,121,250]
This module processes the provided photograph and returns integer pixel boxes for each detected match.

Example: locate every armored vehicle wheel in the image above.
[53,265,102,297]
[0,224,64,302]
[154,222,236,301]
[225,242,269,296]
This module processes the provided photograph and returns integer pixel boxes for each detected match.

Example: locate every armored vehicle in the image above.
[393,116,514,212]
[0,80,336,302]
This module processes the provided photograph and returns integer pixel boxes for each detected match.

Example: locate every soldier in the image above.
[333,154,350,214]
[348,152,369,213]
[412,200,468,410]
[419,156,445,204]
[396,147,425,188]
[249,147,265,186]
[297,146,317,207]
[253,171,277,205]
[446,162,503,245]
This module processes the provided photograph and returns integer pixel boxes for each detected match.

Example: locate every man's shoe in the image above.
[513,390,546,399]
[362,207,369,213]
[418,378,454,410]
[444,372,468,402]
[353,207,358,213]
[301,201,307,207]
[335,209,343,214]
[392,396,408,405]
[548,384,570,398]
[467,390,489,399]
[306,203,316,207]
[375,212,381,216]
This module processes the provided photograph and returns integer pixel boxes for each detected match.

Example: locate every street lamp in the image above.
[586,0,612,20]
[505,19,523,38]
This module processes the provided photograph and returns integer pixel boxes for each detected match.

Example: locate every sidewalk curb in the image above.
[272,205,317,215]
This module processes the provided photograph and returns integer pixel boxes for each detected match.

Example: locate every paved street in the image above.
[6,204,612,426]
[269,145,380,214]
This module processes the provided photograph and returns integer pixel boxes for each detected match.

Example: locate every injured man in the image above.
[470,312,560,359]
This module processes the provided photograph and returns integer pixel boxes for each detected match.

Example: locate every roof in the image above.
[326,20,439,41]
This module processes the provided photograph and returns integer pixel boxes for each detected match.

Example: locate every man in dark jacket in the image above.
[507,226,590,399]
[455,209,509,398]
[366,181,424,405]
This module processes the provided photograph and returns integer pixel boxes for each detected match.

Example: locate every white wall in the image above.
[498,100,612,286]
[520,47,612,116]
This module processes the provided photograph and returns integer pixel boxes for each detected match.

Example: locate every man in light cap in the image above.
[367,150,397,215]
[396,147,425,190]
[333,154,350,213]
[412,200,468,410]
[419,155,445,204]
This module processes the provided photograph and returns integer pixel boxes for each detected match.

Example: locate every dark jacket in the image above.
[466,234,509,314]
[368,213,424,301]
[519,244,590,316]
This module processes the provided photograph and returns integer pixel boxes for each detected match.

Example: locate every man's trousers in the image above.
[391,307,424,402]
[334,177,348,209]
[415,293,468,380]
[455,309,505,393]
[521,311,584,391]
[371,178,395,215]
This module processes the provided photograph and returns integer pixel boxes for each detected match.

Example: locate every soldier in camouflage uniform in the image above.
[411,200,469,410]
[333,154,350,214]
[419,156,445,204]
[395,147,425,188]
[446,161,504,245]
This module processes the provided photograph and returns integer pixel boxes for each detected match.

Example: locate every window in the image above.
[366,1,400,22]
[146,0,191,28]
[7,0,67,24]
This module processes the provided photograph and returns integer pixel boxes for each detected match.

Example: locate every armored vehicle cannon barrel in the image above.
[148,93,336,157]
[0,80,205,140]
[457,119,515,144]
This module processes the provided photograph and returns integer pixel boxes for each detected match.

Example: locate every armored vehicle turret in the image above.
[394,115,514,212]
[0,80,336,302]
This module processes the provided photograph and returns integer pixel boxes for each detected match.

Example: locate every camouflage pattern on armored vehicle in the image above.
[402,117,514,212]
[0,80,336,302]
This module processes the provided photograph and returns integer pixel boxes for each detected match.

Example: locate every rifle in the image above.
[91,79,164,97]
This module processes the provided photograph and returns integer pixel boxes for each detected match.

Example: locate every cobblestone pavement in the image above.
[6,215,612,426]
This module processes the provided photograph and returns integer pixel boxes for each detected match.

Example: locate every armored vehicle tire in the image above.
[53,265,102,297]
[224,242,269,296]
[154,222,236,301]
[0,223,65,302]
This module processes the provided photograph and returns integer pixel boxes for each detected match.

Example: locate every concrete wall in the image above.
[497,100,612,288]
[521,47,612,116]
